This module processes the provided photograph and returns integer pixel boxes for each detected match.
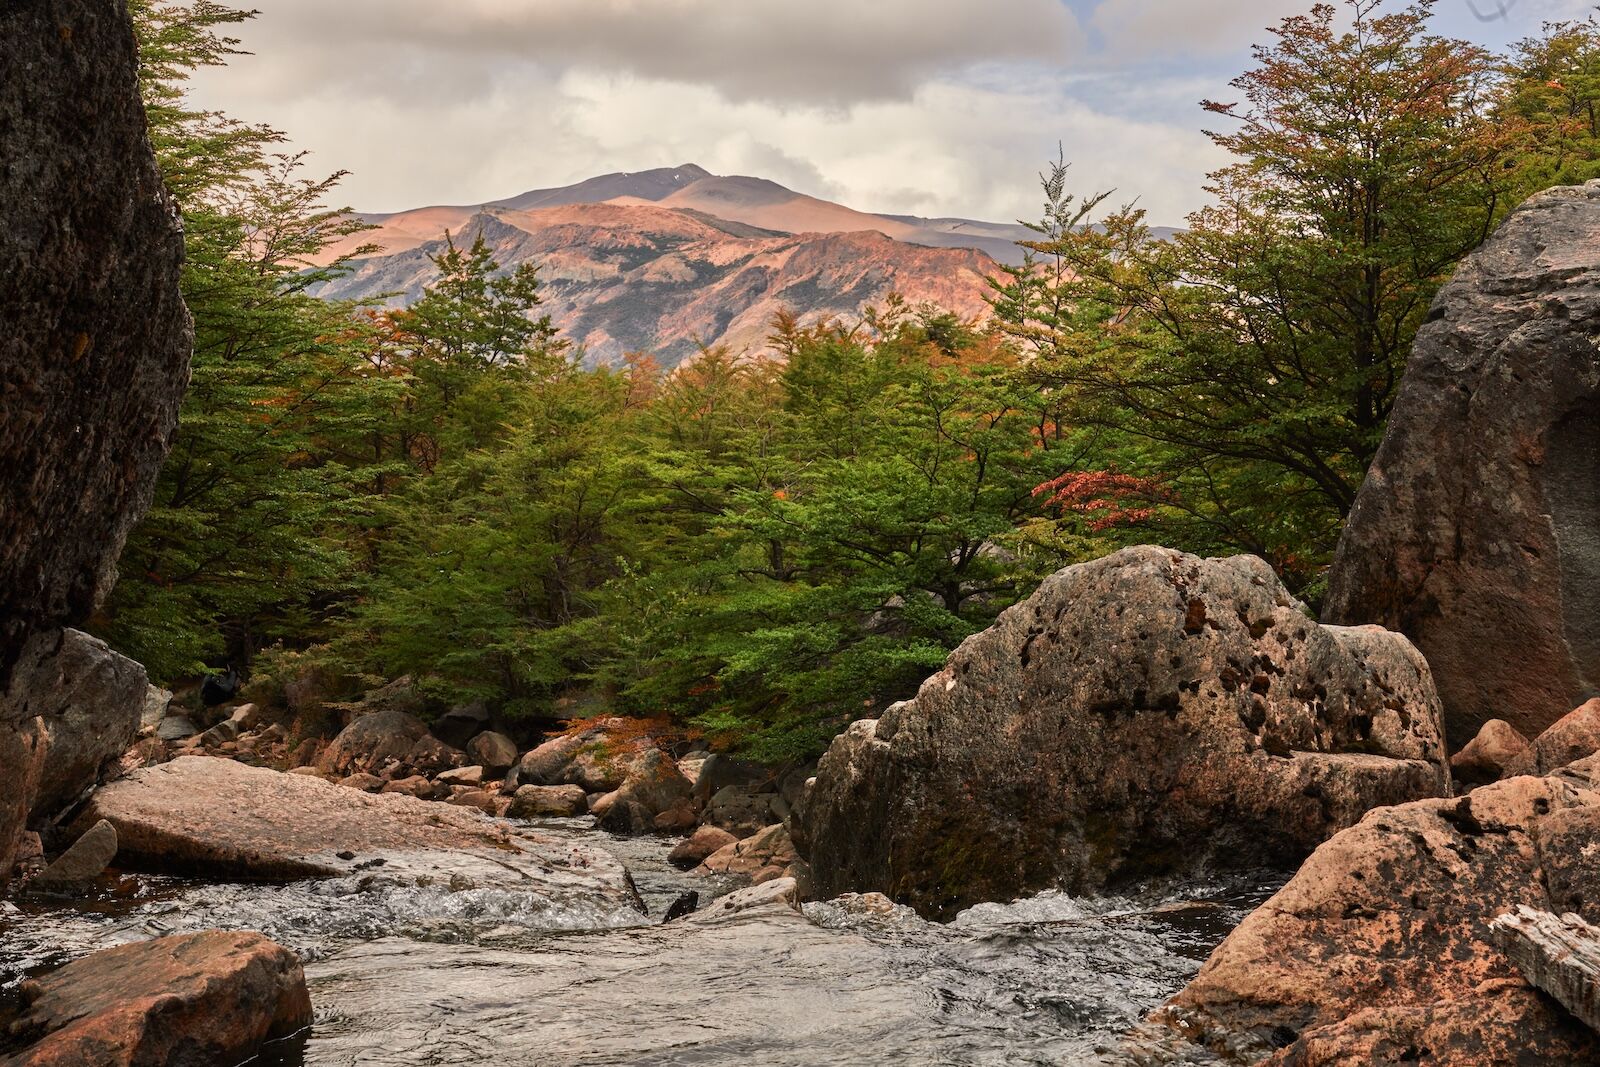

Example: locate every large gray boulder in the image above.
[795,546,1449,919]
[6,629,147,821]
[1324,181,1600,745]
[315,709,430,778]
[0,0,190,882]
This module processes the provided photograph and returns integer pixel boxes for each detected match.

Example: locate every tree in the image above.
[995,0,1511,590]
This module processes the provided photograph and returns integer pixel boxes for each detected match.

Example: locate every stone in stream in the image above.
[697,823,797,886]
[1151,758,1600,1063]
[28,819,117,893]
[796,546,1449,918]
[1492,906,1600,1036]
[668,826,738,869]
[1,931,310,1067]
[593,749,694,836]
[74,756,640,907]
[1323,181,1600,745]
[507,784,589,818]
[700,785,775,838]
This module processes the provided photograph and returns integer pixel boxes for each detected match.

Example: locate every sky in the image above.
[191,0,1594,227]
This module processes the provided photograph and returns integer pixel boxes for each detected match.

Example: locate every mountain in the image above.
[310,165,1032,366]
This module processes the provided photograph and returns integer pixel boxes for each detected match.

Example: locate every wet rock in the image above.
[316,709,429,778]
[466,730,518,776]
[683,877,799,923]
[668,826,738,869]
[698,823,797,886]
[1451,718,1531,788]
[1155,763,1600,1063]
[798,546,1448,918]
[436,765,485,787]
[431,701,491,750]
[662,890,700,923]
[1324,181,1600,744]
[74,756,638,903]
[507,784,588,818]
[29,819,117,893]
[1504,698,1600,778]
[701,786,775,838]
[2,931,309,1067]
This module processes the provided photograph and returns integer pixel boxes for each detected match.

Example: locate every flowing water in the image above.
[0,816,1278,1066]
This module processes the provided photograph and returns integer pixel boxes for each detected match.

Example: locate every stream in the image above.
[0,817,1278,1066]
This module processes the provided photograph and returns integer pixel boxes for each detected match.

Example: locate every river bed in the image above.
[0,818,1277,1066]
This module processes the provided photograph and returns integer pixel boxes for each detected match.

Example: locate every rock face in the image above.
[1,931,310,1067]
[77,756,638,907]
[1155,760,1600,1064]
[0,0,190,886]
[1324,181,1600,744]
[796,547,1449,918]
[0,0,190,667]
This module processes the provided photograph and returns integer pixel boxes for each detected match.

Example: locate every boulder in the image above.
[606,749,694,828]
[1451,718,1531,788]
[0,0,191,672]
[29,819,117,892]
[697,824,797,886]
[315,709,429,778]
[138,686,171,731]
[1504,698,1600,778]
[507,784,588,818]
[1323,181,1600,744]
[682,877,799,924]
[653,800,698,833]
[446,789,504,816]
[691,753,767,802]
[668,826,738,869]
[336,773,384,793]
[701,786,775,838]
[403,734,464,776]
[154,715,199,742]
[436,765,485,787]
[7,629,147,821]
[1154,762,1600,1063]
[380,775,438,800]
[796,546,1449,918]
[466,730,518,776]
[1,931,309,1067]
[513,718,650,793]
[74,756,639,905]
[431,700,491,749]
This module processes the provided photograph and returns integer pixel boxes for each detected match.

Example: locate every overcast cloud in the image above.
[191,0,1573,226]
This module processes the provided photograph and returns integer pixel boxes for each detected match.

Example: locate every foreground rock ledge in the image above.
[796,546,1449,919]
[0,931,310,1067]
[77,756,638,908]
[1154,760,1600,1064]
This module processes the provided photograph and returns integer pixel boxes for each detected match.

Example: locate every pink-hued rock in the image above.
[1451,718,1531,788]
[1,931,310,1067]
[697,823,797,886]
[1154,759,1600,1064]
[1504,698,1600,778]
[668,826,738,869]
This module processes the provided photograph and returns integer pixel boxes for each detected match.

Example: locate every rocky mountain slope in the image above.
[311,165,1023,366]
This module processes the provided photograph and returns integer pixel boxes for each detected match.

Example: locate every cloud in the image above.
[1089,0,1307,59]
[210,0,1085,107]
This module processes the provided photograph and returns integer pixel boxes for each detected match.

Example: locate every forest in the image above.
[101,0,1600,761]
